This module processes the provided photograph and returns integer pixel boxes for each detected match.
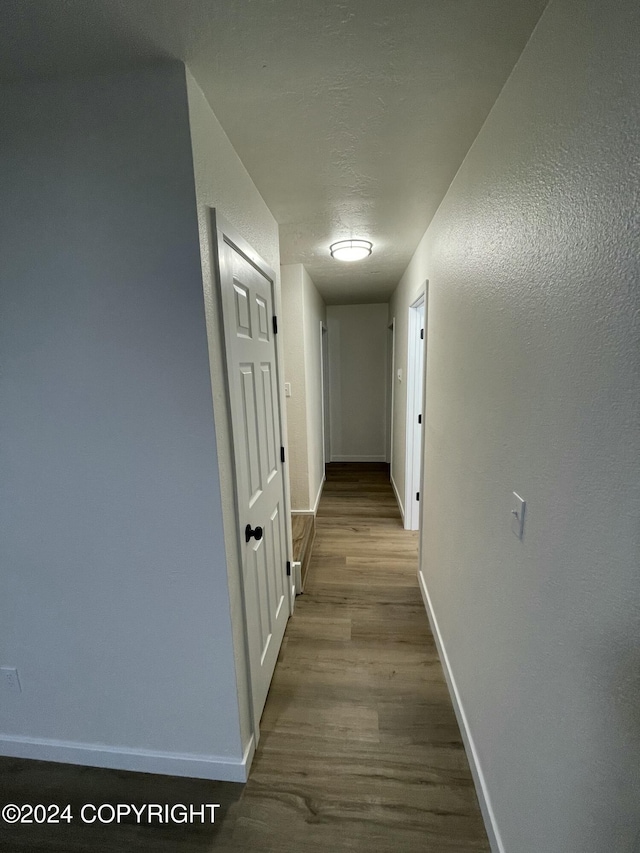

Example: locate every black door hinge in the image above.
[420,328,424,339]
[280,446,285,464]
[272,315,278,334]
[286,560,291,577]
[416,492,420,501]
[418,414,422,424]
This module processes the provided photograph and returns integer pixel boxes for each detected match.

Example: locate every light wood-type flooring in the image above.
[0,463,490,852]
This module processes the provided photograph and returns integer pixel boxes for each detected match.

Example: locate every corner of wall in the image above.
[185,66,282,757]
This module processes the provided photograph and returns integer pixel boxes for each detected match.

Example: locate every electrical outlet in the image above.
[1,667,21,694]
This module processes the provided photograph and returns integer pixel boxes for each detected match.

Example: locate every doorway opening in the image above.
[211,211,291,737]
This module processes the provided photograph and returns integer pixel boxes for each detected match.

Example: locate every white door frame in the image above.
[210,210,294,741]
[387,319,396,470]
[404,291,426,530]
[320,322,330,467]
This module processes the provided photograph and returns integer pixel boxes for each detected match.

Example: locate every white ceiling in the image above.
[0,0,547,303]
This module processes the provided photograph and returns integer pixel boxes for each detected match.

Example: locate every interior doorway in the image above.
[404,291,426,530]
[212,211,291,732]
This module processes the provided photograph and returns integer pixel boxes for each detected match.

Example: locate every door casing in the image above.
[404,291,427,530]
[209,210,293,744]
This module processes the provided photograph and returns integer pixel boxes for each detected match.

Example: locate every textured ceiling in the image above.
[0,0,547,303]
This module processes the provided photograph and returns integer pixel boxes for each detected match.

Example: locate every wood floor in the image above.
[0,463,490,852]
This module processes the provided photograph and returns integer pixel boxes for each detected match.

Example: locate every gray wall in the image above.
[391,0,640,849]
[0,64,246,777]
[327,304,389,462]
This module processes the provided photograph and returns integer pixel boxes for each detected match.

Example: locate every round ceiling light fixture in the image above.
[329,238,373,262]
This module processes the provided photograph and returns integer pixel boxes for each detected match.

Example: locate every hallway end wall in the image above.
[326,304,389,463]
[391,0,640,850]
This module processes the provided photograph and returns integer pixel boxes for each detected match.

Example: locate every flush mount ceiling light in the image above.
[329,239,373,262]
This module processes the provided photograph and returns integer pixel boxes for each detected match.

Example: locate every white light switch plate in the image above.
[511,492,526,539]
[284,382,291,397]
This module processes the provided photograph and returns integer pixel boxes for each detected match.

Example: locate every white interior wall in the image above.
[0,65,250,779]
[281,264,310,510]
[390,0,640,849]
[327,304,389,463]
[280,263,326,512]
[186,68,284,758]
[301,266,327,511]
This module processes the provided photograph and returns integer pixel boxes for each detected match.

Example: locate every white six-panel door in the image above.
[216,220,289,726]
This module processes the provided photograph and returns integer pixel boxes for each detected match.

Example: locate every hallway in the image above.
[1,3,636,848]
[229,463,490,851]
[0,464,490,852]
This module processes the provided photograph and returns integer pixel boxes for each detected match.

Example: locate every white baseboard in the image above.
[291,475,325,516]
[0,733,255,784]
[417,571,504,853]
[330,455,387,462]
[390,472,405,522]
[312,475,325,514]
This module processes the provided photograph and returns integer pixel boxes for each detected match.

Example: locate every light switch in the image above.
[511,492,526,539]
[284,383,291,397]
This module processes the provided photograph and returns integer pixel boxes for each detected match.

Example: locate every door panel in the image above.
[261,363,278,482]
[256,296,270,341]
[218,226,289,726]
[267,501,285,612]
[234,283,252,337]
[239,364,263,506]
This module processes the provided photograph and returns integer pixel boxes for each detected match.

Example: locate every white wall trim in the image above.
[291,475,325,516]
[385,318,394,464]
[417,570,504,853]
[312,474,325,514]
[390,472,405,522]
[0,734,255,784]
[241,733,256,777]
[330,455,387,462]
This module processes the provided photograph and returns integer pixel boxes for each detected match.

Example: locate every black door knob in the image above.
[245,524,264,543]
